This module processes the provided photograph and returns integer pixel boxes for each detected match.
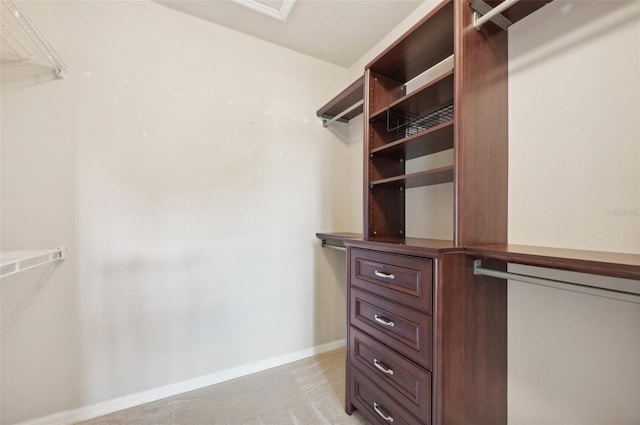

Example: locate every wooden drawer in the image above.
[350,326,431,421]
[350,367,428,425]
[350,248,432,314]
[350,288,432,370]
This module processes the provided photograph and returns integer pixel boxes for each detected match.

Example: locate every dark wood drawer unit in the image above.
[351,287,433,370]
[346,241,507,425]
[350,327,432,420]
[351,367,428,425]
[351,248,433,313]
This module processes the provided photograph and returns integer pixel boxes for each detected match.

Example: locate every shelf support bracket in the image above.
[1,0,68,78]
[1,246,69,279]
[470,0,515,31]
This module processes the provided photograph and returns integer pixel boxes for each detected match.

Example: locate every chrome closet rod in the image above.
[473,259,640,304]
[321,241,347,252]
[322,100,364,128]
[473,0,520,30]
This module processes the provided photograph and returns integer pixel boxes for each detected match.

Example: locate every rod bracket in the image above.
[470,0,513,31]
[473,259,482,275]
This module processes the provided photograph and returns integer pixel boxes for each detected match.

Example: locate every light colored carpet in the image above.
[76,349,369,425]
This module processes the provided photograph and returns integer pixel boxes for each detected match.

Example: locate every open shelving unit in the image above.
[363,0,503,245]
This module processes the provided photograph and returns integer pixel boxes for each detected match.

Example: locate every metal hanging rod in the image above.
[470,0,519,31]
[473,259,640,304]
[1,0,68,77]
[0,247,69,279]
[321,240,347,252]
[323,100,364,128]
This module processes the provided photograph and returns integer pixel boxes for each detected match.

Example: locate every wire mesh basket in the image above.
[387,104,454,138]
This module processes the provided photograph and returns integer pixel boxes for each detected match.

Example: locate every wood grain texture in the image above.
[351,248,433,313]
[365,71,405,238]
[350,327,433,422]
[369,72,406,114]
[371,166,454,189]
[371,121,454,160]
[436,252,507,424]
[370,71,454,119]
[345,238,457,256]
[453,0,508,246]
[367,0,454,82]
[467,244,640,281]
[351,287,433,371]
[316,76,364,121]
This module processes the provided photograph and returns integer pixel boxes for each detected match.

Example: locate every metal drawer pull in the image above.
[373,359,394,375]
[374,270,395,280]
[373,402,394,423]
[374,314,395,327]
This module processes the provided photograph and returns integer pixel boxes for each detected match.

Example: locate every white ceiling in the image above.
[154,0,424,68]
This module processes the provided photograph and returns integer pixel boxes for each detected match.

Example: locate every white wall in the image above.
[508,1,640,423]
[348,1,640,424]
[0,1,352,423]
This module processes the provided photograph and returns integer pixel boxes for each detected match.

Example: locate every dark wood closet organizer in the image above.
[314,1,637,424]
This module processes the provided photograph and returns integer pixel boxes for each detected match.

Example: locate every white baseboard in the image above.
[11,339,346,425]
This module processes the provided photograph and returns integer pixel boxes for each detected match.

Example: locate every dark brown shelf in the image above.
[367,0,454,83]
[371,165,454,189]
[316,76,364,122]
[371,121,454,161]
[370,70,454,120]
[467,244,640,281]
[345,236,458,256]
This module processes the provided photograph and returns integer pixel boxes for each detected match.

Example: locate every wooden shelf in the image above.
[467,244,640,281]
[345,236,458,256]
[316,76,364,122]
[370,70,454,120]
[367,0,454,83]
[371,165,454,189]
[371,121,454,160]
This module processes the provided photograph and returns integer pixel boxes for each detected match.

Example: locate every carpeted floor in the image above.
[76,348,369,425]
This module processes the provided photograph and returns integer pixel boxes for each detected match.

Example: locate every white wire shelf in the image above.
[0,247,69,278]
[0,0,67,77]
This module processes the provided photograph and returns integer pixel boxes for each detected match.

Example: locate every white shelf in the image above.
[0,247,69,278]
[0,0,67,77]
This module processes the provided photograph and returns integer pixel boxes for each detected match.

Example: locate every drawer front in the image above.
[351,248,433,314]
[350,288,432,370]
[350,326,431,420]
[350,367,429,425]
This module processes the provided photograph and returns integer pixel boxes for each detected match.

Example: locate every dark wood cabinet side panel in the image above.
[370,155,405,182]
[369,72,406,114]
[453,0,508,247]
[438,252,507,424]
[366,0,454,83]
